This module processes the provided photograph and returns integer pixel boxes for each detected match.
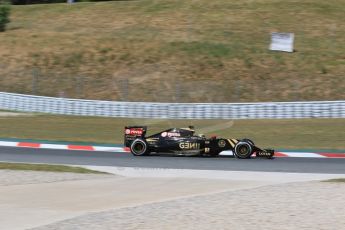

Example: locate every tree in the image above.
[0,2,10,32]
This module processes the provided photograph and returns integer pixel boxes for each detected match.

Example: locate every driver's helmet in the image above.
[198,134,205,138]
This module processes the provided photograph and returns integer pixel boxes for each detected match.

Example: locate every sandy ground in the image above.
[33,182,345,230]
[0,170,271,230]
[0,170,344,230]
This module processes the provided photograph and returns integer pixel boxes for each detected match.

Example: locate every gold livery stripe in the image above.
[227,139,235,148]
[231,139,238,144]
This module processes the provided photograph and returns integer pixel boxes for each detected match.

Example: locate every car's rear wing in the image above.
[124,126,147,147]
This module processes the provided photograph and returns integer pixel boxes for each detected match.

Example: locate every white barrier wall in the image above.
[0,92,344,119]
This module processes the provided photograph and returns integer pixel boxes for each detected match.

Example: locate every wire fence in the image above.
[0,68,343,103]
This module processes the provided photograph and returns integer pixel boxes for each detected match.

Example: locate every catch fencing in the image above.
[0,92,344,119]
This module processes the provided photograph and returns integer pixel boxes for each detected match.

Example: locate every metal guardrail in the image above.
[0,92,344,119]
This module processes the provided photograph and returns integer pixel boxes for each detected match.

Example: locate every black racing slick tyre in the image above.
[130,139,149,156]
[242,138,255,146]
[234,142,253,159]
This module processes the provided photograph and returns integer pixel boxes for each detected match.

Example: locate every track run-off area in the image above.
[0,140,345,174]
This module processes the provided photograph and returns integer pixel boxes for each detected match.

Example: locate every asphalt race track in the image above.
[0,146,345,174]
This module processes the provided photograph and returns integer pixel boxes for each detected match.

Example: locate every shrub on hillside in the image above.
[0,2,10,32]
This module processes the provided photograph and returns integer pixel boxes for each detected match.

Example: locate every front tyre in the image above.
[241,138,255,146]
[234,142,253,159]
[130,139,149,156]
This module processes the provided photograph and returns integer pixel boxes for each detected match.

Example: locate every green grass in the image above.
[0,114,344,150]
[0,0,344,102]
[169,41,236,58]
[0,162,106,174]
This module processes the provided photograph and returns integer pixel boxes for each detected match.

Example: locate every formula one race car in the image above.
[124,126,274,159]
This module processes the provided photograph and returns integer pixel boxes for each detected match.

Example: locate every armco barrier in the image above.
[0,92,344,119]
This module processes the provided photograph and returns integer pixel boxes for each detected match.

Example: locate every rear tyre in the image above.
[234,142,253,159]
[130,139,149,156]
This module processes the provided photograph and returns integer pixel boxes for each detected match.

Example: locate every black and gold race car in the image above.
[124,126,274,159]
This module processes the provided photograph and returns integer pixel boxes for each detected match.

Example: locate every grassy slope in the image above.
[0,115,344,150]
[0,0,344,102]
[0,162,106,173]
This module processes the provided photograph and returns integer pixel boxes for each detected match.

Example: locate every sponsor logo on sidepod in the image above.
[179,142,200,149]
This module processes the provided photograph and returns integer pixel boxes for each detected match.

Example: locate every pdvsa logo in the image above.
[161,132,181,137]
[125,129,143,135]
